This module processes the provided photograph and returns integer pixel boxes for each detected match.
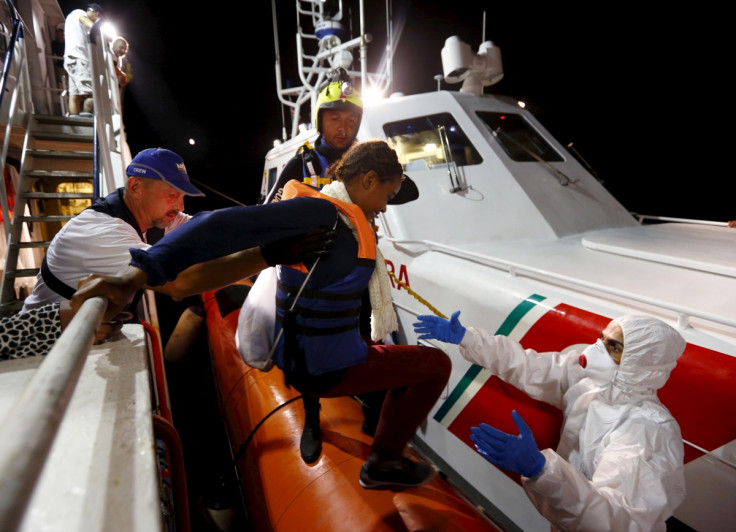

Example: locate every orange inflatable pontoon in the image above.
[202,283,499,532]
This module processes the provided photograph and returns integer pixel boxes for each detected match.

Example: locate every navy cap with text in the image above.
[126,148,205,197]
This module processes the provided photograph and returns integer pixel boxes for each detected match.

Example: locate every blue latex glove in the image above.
[413,310,466,344]
[469,410,546,478]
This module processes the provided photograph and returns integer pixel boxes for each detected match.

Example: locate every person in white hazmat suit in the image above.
[413,312,687,531]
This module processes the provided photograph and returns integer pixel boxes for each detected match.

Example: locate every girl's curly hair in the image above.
[325,139,402,184]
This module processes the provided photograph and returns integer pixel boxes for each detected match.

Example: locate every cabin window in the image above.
[383,113,482,171]
[476,111,563,162]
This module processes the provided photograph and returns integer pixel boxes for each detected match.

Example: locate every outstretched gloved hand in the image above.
[413,310,467,344]
[469,410,546,478]
[260,228,336,266]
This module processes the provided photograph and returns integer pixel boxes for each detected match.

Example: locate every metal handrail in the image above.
[87,18,127,199]
[0,0,33,236]
[0,7,159,529]
[632,213,729,227]
[0,0,20,97]
[0,296,106,532]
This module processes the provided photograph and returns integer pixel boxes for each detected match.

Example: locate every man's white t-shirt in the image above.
[64,9,88,60]
[21,208,191,311]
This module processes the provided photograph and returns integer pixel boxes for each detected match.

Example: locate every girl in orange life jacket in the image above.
[70,140,446,490]
[274,140,451,490]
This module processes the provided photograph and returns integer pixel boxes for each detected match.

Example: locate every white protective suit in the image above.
[459,314,687,531]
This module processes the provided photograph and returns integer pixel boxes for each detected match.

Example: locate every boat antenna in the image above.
[271,0,288,141]
[385,0,393,95]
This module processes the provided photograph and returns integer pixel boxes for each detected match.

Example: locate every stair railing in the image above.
[0,0,33,236]
[87,18,128,199]
[0,3,130,310]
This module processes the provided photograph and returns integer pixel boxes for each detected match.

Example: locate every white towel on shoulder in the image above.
[320,180,398,341]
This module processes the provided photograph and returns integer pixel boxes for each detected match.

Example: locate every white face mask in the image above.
[579,339,618,386]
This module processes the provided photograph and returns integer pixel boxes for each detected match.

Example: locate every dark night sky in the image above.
[58,1,732,223]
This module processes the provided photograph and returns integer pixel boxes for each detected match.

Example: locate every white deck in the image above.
[428,222,736,328]
[0,324,160,532]
[582,223,736,278]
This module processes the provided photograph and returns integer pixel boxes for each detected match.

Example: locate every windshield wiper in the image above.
[492,127,578,186]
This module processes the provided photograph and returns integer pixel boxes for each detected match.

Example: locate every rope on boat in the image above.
[388,271,447,319]
[233,395,304,463]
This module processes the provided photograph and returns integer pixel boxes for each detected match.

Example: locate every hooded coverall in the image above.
[459,314,687,531]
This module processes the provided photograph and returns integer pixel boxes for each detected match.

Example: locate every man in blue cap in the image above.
[22,148,327,312]
[19,147,335,520]
[22,148,202,311]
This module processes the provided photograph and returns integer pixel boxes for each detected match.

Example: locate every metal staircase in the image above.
[1,1,131,316]
[0,113,95,315]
